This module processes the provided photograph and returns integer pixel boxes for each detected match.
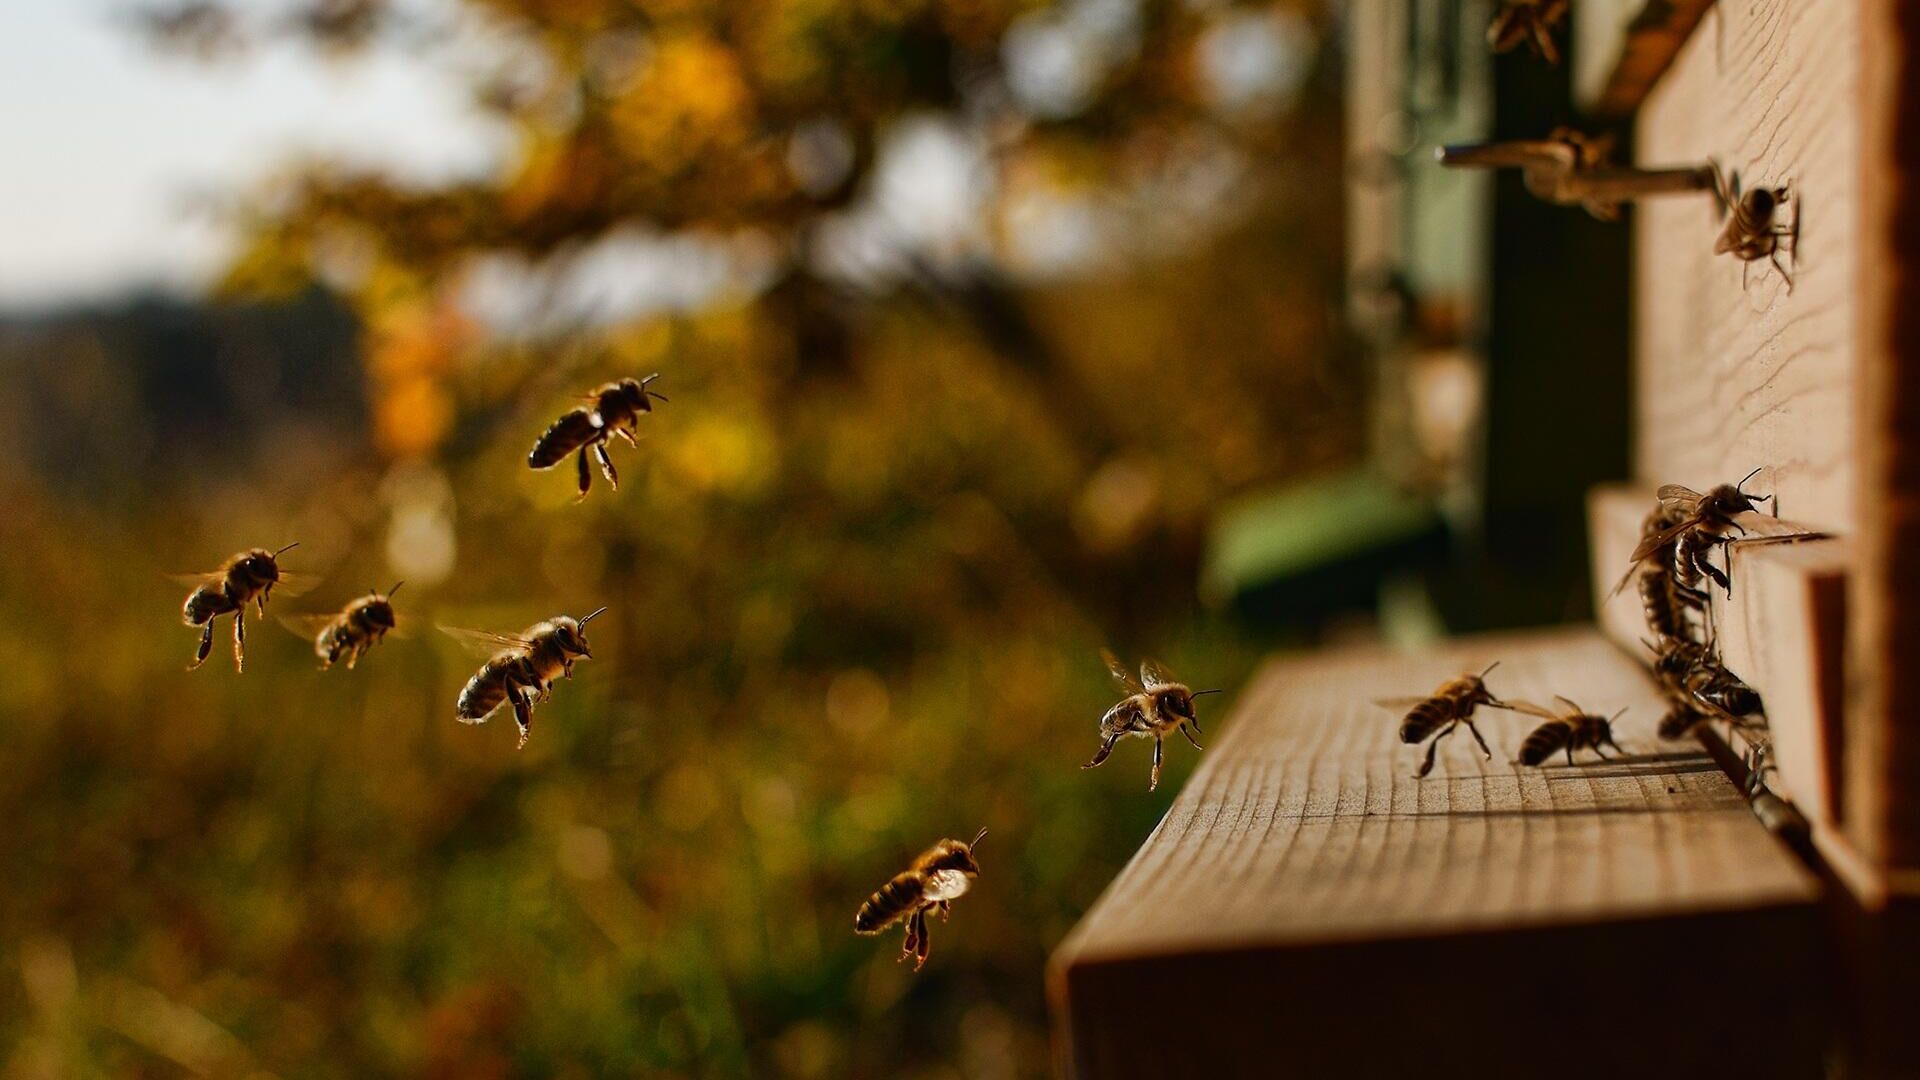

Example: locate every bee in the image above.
[1616,469,1774,600]
[1510,697,1628,766]
[1646,637,1764,739]
[1082,651,1220,793]
[854,829,985,972]
[443,607,605,749]
[1375,663,1507,778]
[1488,0,1568,64]
[176,543,303,672]
[528,374,667,499]
[1617,501,1712,642]
[1438,129,1715,220]
[1713,170,1795,290]
[281,582,403,670]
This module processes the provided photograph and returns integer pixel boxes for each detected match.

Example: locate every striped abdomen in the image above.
[855,871,927,934]
[1638,563,1703,642]
[528,408,602,469]
[183,584,236,626]
[1518,719,1576,765]
[1658,705,1703,741]
[1691,668,1761,719]
[457,656,526,720]
[1399,697,1457,744]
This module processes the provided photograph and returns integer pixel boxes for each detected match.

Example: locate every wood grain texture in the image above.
[1634,0,1862,534]
[1048,628,1823,1079]
[1588,483,1844,827]
[1584,0,1717,118]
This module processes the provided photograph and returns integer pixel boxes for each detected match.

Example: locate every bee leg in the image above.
[1772,250,1794,293]
[190,621,214,670]
[232,608,246,672]
[1465,719,1493,760]
[1742,259,1750,290]
[576,447,592,500]
[510,688,535,749]
[1417,724,1453,778]
[1180,723,1204,751]
[614,427,639,447]
[1082,735,1118,770]
[1565,744,1576,767]
[899,912,919,963]
[1148,737,1164,792]
[913,911,933,971]
[593,442,619,490]
[936,900,952,922]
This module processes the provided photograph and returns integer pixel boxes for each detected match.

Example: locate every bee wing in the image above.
[167,570,226,587]
[270,572,320,599]
[277,613,340,639]
[1101,649,1144,693]
[438,626,534,656]
[1499,698,1563,720]
[1628,513,1707,564]
[1655,484,1705,507]
[1139,658,1178,690]
[1371,696,1428,711]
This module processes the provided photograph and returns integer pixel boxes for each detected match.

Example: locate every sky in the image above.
[0,1,499,310]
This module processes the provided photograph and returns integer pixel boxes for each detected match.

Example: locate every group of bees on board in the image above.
[174,371,1221,971]
[1446,3,1799,291]
[1376,471,1806,782]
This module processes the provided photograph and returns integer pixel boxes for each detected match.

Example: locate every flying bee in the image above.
[854,829,985,972]
[443,607,604,748]
[1375,663,1508,778]
[1713,170,1795,290]
[1082,651,1220,793]
[281,582,403,670]
[1510,697,1628,766]
[528,374,667,499]
[175,543,305,672]
[1438,128,1715,220]
[1488,0,1568,64]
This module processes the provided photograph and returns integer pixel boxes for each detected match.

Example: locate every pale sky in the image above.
[0,1,501,309]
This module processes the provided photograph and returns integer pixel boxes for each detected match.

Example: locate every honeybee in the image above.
[1651,638,1763,723]
[1510,697,1628,766]
[1617,470,1773,599]
[1713,170,1795,290]
[1612,501,1713,642]
[1488,0,1568,64]
[528,375,667,499]
[854,829,985,972]
[176,543,303,672]
[1376,663,1508,778]
[282,582,403,670]
[1438,129,1715,220]
[443,607,605,748]
[1082,651,1220,793]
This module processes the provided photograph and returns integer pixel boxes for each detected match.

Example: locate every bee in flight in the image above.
[282,583,403,671]
[854,829,985,972]
[528,375,667,499]
[1488,0,1568,64]
[443,607,604,748]
[1376,663,1509,778]
[176,543,304,672]
[1712,169,1795,290]
[1083,651,1220,793]
[1510,697,1628,766]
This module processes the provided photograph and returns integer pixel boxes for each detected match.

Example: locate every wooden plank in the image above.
[1633,0,1863,535]
[1048,629,1822,1079]
[1581,0,1715,118]
[1587,484,1845,829]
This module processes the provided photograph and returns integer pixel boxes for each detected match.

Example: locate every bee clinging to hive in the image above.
[1488,0,1569,64]
[282,582,403,671]
[528,374,667,499]
[1510,697,1628,767]
[443,607,604,748]
[1712,169,1795,290]
[1377,663,1508,778]
[176,543,304,672]
[1083,651,1219,793]
[1616,470,1774,599]
[854,829,985,972]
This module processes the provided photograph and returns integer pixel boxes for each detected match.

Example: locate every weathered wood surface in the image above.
[1634,0,1862,535]
[1048,628,1822,1079]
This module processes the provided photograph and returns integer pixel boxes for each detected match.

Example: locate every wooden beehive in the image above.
[1049,2,1920,1075]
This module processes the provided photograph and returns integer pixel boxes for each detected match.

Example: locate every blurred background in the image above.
[0,0,1624,1075]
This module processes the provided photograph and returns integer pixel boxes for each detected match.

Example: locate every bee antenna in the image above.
[648,391,670,402]
[387,581,405,597]
[1737,466,1764,492]
[1479,661,1501,679]
[1192,688,1223,696]
[641,372,661,385]
[1611,707,1629,722]
[579,606,608,626]
[969,827,987,850]
[273,542,301,557]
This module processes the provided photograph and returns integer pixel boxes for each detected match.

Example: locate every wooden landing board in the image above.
[1048,629,1823,1079]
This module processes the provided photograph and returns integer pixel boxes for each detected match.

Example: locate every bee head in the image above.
[240,542,297,585]
[1710,466,1772,517]
[555,606,607,657]
[621,373,667,413]
[934,829,986,875]
[1159,691,1196,722]
[363,592,398,630]
[1469,661,1503,707]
